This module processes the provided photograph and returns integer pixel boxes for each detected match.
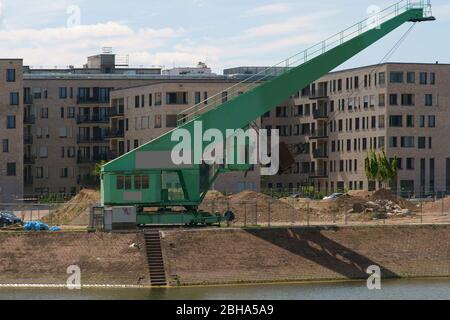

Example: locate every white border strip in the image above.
[0,284,154,289]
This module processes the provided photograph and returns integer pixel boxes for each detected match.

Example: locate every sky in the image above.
[0,0,449,74]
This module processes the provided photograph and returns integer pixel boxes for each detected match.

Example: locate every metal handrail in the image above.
[177,0,431,125]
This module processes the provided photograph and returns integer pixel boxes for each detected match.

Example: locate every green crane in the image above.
[101,0,435,226]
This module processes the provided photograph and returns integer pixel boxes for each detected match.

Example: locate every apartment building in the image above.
[16,53,260,197]
[109,80,261,194]
[262,62,450,196]
[0,59,24,202]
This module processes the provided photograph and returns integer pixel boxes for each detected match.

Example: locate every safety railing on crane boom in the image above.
[176,0,432,126]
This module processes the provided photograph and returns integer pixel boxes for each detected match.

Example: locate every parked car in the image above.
[323,193,345,201]
[0,211,23,228]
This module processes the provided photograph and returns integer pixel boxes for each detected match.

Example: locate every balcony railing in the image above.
[77,156,92,164]
[24,135,33,145]
[105,129,125,139]
[313,149,328,159]
[310,129,328,139]
[24,155,37,164]
[313,109,328,120]
[309,170,328,179]
[93,153,109,162]
[24,115,36,124]
[109,106,125,117]
[76,135,108,144]
[77,96,109,104]
[76,114,110,124]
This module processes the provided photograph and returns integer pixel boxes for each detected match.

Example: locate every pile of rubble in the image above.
[350,199,414,218]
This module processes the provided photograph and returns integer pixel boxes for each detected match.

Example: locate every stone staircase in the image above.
[144,230,167,286]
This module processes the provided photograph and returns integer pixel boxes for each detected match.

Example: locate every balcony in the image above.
[93,153,109,162]
[313,109,328,120]
[76,135,108,144]
[310,89,328,100]
[77,156,92,164]
[24,115,36,124]
[24,155,37,165]
[107,151,122,161]
[105,129,125,139]
[313,149,328,159]
[24,135,33,145]
[77,96,109,105]
[109,106,125,117]
[310,129,328,140]
[76,114,109,124]
[309,170,328,179]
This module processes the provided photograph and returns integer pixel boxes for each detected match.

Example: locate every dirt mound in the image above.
[203,190,227,202]
[371,189,416,211]
[42,189,100,226]
[423,197,450,213]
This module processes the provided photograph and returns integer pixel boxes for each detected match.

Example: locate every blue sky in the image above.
[0,0,449,73]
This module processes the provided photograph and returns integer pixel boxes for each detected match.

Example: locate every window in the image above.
[425,94,433,106]
[6,115,16,129]
[60,107,65,119]
[68,107,75,118]
[378,94,385,107]
[407,72,415,83]
[6,69,16,82]
[10,92,19,105]
[389,94,398,105]
[401,94,414,106]
[420,115,425,128]
[379,72,386,85]
[430,72,436,85]
[40,108,48,119]
[7,163,16,176]
[428,115,436,128]
[117,176,124,189]
[418,137,426,149]
[154,115,162,128]
[390,72,403,83]
[155,92,162,106]
[406,115,414,127]
[406,158,415,170]
[2,139,9,152]
[135,96,140,108]
[389,115,402,127]
[419,72,428,85]
[378,115,385,128]
[221,91,228,103]
[59,87,67,99]
[148,93,153,106]
[195,92,201,104]
[141,95,145,107]
[401,136,415,148]
[166,92,188,105]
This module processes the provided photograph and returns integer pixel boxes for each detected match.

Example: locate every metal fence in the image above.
[1,191,450,229]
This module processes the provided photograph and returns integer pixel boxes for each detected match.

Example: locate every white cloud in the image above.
[242,11,338,38]
[243,3,290,17]
[0,21,183,67]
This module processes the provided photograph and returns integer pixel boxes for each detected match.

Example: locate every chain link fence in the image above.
[1,190,450,230]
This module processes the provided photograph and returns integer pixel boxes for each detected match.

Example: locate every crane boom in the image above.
[101,0,434,226]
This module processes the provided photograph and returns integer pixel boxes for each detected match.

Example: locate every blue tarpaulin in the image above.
[23,221,61,232]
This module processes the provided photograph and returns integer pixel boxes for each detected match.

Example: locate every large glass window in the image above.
[6,69,16,82]
[390,72,403,83]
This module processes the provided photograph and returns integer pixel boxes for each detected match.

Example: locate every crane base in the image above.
[137,211,223,226]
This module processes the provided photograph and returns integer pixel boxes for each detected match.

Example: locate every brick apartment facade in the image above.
[262,63,450,196]
[1,55,449,201]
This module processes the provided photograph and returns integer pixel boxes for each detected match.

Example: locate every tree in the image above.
[92,160,107,180]
[365,150,398,189]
